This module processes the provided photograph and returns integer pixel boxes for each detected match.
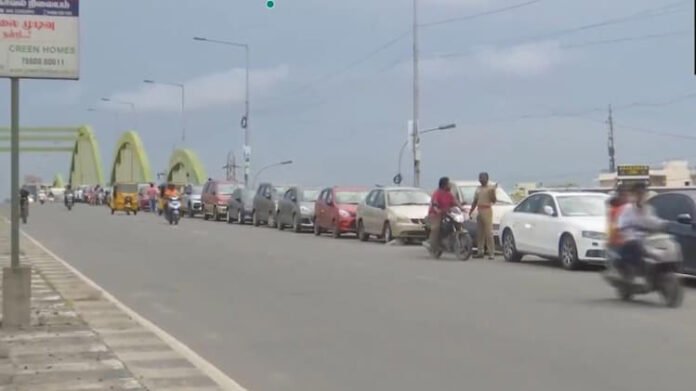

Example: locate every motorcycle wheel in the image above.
[454,232,473,261]
[617,285,633,301]
[428,245,442,259]
[659,273,683,308]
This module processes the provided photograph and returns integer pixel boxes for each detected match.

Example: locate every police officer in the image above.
[470,172,497,259]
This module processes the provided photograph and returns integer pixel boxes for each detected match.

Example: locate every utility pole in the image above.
[412,0,421,187]
[607,104,616,173]
[223,151,240,182]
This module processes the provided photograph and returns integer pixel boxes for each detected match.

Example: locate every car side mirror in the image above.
[543,205,555,216]
[677,213,692,225]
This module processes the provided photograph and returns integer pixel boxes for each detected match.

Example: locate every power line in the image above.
[420,0,542,28]
[434,0,688,59]
[560,30,688,49]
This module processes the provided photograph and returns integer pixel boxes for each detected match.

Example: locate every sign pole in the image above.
[10,78,19,269]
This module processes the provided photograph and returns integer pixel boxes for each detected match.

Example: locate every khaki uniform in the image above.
[474,185,496,257]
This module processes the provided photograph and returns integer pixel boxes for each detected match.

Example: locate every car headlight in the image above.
[393,215,410,223]
[339,209,350,218]
[300,206,310,214]
[582,231,606,240]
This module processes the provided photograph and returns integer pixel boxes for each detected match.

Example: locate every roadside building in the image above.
[597,160,695,188]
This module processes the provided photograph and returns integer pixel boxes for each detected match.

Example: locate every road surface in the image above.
[13,203,696,391]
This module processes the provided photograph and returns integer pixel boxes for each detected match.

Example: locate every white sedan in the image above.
[500,192,609,270]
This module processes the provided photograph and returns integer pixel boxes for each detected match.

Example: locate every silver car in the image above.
[182,185,203,217]
[226,188,255,224]
[252,183,290,227]
[276,187,321,232]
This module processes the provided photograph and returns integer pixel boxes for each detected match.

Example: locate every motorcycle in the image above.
[48,193,55,203]
[38,192,46,205]
[20,197,28,224]
[167,196,181,225]
[424,207,473,261]
[603,233,684,307]
[65,192,74,211]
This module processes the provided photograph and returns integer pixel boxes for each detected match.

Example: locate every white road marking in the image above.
[19,226,249,391]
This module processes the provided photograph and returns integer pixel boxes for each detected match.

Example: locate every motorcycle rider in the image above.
[163,184,179,217]
[426,177,459,253]
[64,185,74,207]
[615,182,667,276]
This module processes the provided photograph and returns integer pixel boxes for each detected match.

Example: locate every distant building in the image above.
[511,182,541,202]
[597,160,695,188]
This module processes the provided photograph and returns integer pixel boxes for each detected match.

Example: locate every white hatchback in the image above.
[500,192,609,270]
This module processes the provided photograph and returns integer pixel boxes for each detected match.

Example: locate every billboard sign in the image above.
[0,0,79,79]
[617,164,650,178]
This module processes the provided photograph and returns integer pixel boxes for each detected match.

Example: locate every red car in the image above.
[201,180,239,221]
[314,186,368,238]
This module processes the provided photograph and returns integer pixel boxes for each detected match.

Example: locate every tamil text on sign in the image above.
[0,0,79,79]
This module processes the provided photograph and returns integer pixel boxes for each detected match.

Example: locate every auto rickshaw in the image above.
[110,183,139,215]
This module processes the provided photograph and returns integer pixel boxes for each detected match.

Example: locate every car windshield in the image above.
[387,190,431,206]
[218,184,236,195]
[457,185,514,205]
[302,190,320,201]
[557,195,607,217]
[336,191,366,204]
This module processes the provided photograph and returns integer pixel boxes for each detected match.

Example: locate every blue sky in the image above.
[0,0,694,198]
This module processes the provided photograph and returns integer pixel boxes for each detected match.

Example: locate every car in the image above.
[182,185,204,217]
[647,190,696,276]
[314,186,368,238]
[451,180,516,250]
[137,184,150,210]
[276,187,321,232]
[201,180,239,221]
[500,191,609,270]
[227,188,256,224]
[251,183,290,227]
[356,187,431,243]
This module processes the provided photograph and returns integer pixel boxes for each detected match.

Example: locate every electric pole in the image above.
[607,104,616,173]
[223,151,240,182]
[412,0,421,187]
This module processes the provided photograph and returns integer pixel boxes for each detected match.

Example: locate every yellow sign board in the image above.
[617,165,650,177]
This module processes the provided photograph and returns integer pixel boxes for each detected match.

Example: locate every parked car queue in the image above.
[137,179,696,276]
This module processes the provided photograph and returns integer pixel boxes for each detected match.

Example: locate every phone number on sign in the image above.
[21,56,65,66]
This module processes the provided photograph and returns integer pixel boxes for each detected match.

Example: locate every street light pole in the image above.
[252,160,293,188]
[194,36,251,188]
[397,124,455,185]
[412,0,421,188]
[87,107,121,131]
[143,80,186,143]
[100,98,137,129]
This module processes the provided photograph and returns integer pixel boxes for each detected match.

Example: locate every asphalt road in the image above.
[11,203,696,391]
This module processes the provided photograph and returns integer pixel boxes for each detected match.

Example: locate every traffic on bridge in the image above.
[2,1,696,391]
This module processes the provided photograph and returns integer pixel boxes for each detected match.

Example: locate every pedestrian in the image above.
[469,172,497,259]
[146,183,158,213]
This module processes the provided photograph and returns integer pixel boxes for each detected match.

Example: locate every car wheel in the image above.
[559,234,581,270]
[203,207,209,220]
[382,222,393,244]
[293,214,301,233]
[277,212,285,230]
[253,211,260,227]
[237,210,244,225]
[313,219,322,236]
[357,220,369,242]
[332,221,341,239]
[502,230,523,262]
[226,210,233,224]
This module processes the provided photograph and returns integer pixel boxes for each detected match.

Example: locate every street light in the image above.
[87,107,121,131]
[194,36,251,188]
[144,79,186,143]
[101,98,137,129]
[252,160,293,187]
[396,123,456,186]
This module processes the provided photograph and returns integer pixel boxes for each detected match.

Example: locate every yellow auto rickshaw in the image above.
[110,183,139,215]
